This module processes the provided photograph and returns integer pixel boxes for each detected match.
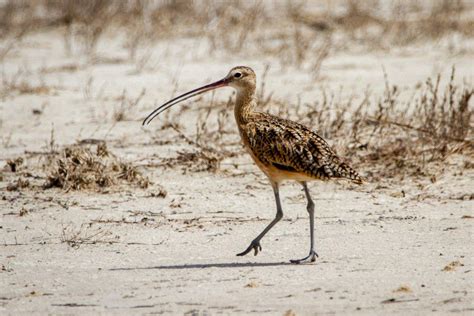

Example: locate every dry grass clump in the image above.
[1,69,52,100]
[166,150,221,174]
[160,123,238,174]
[43,142,150,191]
[60,223,116,249]
[393,286,412,293]
[442,260,464,271]
[353,68,472,180]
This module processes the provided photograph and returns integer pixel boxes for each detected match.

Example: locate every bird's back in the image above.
[240,112,362,184]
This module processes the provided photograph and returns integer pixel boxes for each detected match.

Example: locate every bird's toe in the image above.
[236,240,262,257]
[290,250,318,264]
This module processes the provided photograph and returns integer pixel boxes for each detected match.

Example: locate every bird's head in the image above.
[224,66,256,92]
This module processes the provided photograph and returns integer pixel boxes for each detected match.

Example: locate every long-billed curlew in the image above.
[143,66,362,263]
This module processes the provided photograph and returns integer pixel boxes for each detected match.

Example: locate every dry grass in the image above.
[113,88,146,122]
[60,223,117,249]
[351,68,473,180]
[43,142,150,191]
[1,69,52,100]
[6,177,30,191]
[6,157,24,172]
[383,0,472,46]
[442,260,464,271]
[159,124,238,174]
[1,1,471,66]
[294,0,473,49]
[393,286,412,293]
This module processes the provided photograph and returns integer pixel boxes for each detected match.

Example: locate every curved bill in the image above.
[142,78,229,126]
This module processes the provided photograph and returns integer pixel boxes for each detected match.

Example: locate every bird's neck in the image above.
[234,87,256,126]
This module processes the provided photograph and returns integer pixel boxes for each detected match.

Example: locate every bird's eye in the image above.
[234,72,242,78]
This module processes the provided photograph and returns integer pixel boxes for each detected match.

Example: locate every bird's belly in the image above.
[264,164,316,182]
[246,149,315,183]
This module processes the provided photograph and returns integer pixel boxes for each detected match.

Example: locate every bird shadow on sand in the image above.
[109,261,300,271]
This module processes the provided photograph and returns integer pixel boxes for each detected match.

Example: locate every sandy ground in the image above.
[1,28,473,315]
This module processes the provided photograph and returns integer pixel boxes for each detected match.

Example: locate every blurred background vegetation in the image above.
[1,0,472,68]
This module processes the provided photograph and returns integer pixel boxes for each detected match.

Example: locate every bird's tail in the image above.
[331,158,364,184]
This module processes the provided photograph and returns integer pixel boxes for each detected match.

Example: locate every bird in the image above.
[143,66,362,264]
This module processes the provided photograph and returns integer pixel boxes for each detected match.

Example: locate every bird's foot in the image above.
[236,240,262,257]
[290,250,318,264]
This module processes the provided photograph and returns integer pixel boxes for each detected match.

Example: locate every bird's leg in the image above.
[290,182,319,264]
[237,181,283,257]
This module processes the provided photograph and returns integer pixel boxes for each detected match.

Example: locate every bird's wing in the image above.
[244,113,362,183]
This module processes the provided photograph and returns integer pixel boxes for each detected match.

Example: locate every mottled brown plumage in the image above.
[241,112,362,183]
[143,66,362,263]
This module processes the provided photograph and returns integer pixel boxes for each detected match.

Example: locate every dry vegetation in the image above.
[60,223,117,249]
[347,68,472,181]
[43,142,150,191]
[4,141,151,192]
[1,1,472,64]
